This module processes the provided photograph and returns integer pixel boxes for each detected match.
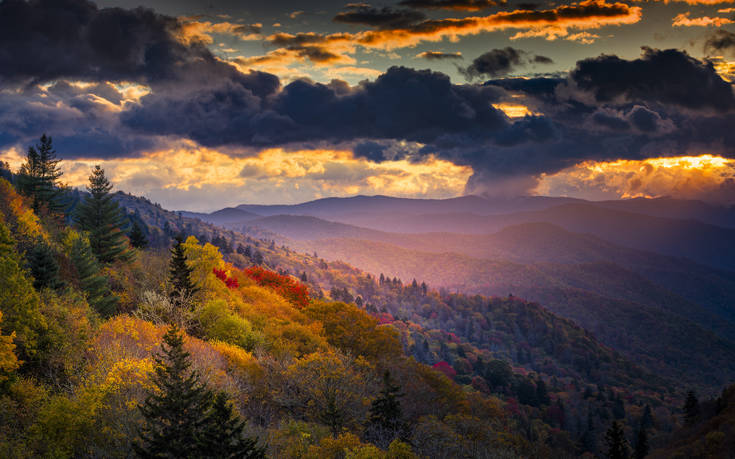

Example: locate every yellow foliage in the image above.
[0,179,46,243]
[0,311,20,382]
[181,236,225,294]
[210,340,263,382]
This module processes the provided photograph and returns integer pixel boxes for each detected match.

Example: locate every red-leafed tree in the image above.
[243,266,309,309]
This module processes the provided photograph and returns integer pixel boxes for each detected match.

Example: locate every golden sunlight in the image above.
[535,154,735,203]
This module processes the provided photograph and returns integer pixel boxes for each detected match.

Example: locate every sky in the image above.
[1,0,735,211]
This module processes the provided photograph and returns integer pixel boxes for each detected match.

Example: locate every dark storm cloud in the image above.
[0,0,248,86]
[2,0,735,197]
[416,51,463,60]
[570,47,735,112]
[459,48,553,80]
[334,5,426,29]
[704,29,735,56]
[398,0,503,10]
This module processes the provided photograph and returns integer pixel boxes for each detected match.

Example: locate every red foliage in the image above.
[376,312,394,324]
[432,361,457,379]
[243,266,310,309]
[213,267,240,289]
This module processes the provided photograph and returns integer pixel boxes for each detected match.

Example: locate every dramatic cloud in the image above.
[175,17,262,44]
[672,12,733,27]
[536,155,735,204]
[416,51,464,60]
[334,5,427,29]
[399,0,504,10]
[459,47,552,80]
[705,29,735,56]
[252,0,642,67]
[568,47,735,111]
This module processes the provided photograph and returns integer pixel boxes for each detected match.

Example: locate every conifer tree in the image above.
[604,420,629,459]
[201,392,265,458]
[28,242,62,290]
[74,166,132,263]
[70,236,118,317]
[169,235,198,304]
[536,378,550,406]
[366,371,405,448]
[683,390,699,426]
[129,220,149,249]
[17,134,66,214]
[633,425,649,459]
[135,325,214,458]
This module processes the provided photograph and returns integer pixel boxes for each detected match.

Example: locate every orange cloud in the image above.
[0,142,472,211]
[175,17,262,45]
[249,0,641,68]
[535,155,735,204]
[672,12,733,27]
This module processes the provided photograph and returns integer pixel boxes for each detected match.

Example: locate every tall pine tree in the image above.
[28,242,63,291]
[17,134,66,214]
[135,326,263,459]
[70,235,118,317]
[683,390,699,426]
[74,166,132,263]
[135,325,214,458]
[604,420,629,459]
[129,220,149,249]
[169,235,198,304]
[365,370,405,448]
[201,392,265,458]
[633,425,649,459]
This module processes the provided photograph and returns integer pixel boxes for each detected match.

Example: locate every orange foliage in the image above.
[243,266,310,309]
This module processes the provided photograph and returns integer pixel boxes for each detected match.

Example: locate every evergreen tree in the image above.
[169,235,198,303]
[135,325,214,458]
[633,425,649,459]
[536,378,550,406]
[17,134,66,214]
[640,404,654,429]
[200,392,265,459]
[300,271,307,282]
[129,220,149,249]
[604,421,629,459]
[683,390,699,426]
[365,371,405,448]
[28,242,62,290]
[74,166,132,263]
[70,236,118,317]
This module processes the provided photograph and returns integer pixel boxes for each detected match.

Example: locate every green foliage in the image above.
[135,325,215,458]
[604,421,629,459]
[0,221,45,361]
[169,235,198,303]
[366,371,405,449]
[197,299,262,351]
[68,233,118,317]
[27,242,62,291]
[135,325,262,458]
[129,220,149,249]
[633,425,648,459]
[74,166,132,264]
[201,392,265,458]
[683,390,700,426]
[16,134,66,214]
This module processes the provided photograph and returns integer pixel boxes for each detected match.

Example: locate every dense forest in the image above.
[0,137,733,458]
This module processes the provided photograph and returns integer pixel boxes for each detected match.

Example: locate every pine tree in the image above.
[129,220,149,249]
[536,378,550,406]
[366,371,405,448]
[200,392,265,458]
[300,271,307,282]
[135,325,215,458]
[28,242,62,290]
[169,235,198,303]
[74,166,132,263]
[633,425,649,459]
[683,390,699,426]
[70,236,118,317]
[604,420,629,459]
[17,134,66,214]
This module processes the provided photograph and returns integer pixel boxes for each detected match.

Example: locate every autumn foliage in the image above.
[243,266,309,309]
[213,267,239,289]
